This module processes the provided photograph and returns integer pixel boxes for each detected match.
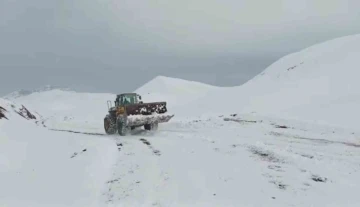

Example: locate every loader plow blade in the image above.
[126,114,174,127]
[126,102,168,115]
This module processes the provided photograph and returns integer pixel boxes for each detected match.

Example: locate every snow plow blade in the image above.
[126,114,174,127]
[125,102,168,115]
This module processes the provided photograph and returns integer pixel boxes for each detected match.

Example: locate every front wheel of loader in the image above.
[117,117,128,136]
[104,116,116,135]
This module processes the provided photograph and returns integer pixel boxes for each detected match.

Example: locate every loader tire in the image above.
[117,117,127,136]
[144,122,158,131]
[104,116,117,135]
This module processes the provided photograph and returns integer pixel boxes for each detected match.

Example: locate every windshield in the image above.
[120,94,137,105]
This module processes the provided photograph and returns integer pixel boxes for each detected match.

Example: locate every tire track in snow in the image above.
[139,138,161,156]
[103,136,170,205]
[49,128,107,136]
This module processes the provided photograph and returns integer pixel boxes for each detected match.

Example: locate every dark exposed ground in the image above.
[0,106,8,120]
[15,105,37,120]
[49,129,107,136]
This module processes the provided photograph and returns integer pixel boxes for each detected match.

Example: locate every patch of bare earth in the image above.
[0,106,8,120]
[14,105,37,120]
[247,145,289,190]
[248,145,285,163]
[140,138,161,156]
[223,117,258,124]
[269,131,360,148]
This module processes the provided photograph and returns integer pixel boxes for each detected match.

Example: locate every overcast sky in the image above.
[1,0,360,96]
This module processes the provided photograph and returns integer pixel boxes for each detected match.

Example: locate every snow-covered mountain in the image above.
[0,98,39,122]
[5,89,115,133]
[4,76,219,132]
[4,85,71,99]
[175,34,360,129]
[2,34,360,206]
[236,34,360,128]
[136,75,220,108]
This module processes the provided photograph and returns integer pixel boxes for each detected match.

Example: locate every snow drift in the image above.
[0,99,117,206]
[4,90,115,132]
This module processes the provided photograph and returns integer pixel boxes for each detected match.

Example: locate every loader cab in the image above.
[115,93,143,107]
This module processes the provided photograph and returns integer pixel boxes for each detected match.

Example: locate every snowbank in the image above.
[0,99,117,206]
[5,90,115,132]
[5,89,113,119]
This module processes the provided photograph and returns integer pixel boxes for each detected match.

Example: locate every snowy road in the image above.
[51,115,359,207]
[2,100,360,206]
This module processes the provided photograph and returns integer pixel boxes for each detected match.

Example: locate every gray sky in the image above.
[1,0,360,96]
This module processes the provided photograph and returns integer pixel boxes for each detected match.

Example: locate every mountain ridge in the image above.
[3,85,72,99]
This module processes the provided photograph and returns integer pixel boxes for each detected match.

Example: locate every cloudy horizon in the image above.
[1,0,360,96]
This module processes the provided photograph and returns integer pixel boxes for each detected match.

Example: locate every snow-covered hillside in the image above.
[4,85,71,99]
[0,98,117,207]
[5,76,218,132]
[5,90,115,133]
[237,34,360,128]
[175,34,360,129]
[2,97,359,206]
[136,75,220,108]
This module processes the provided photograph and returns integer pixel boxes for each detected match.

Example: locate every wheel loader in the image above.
[104,93,174,136]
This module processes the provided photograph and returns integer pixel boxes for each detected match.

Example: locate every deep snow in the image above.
[2,34,360,206]
[0,99,118,207]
